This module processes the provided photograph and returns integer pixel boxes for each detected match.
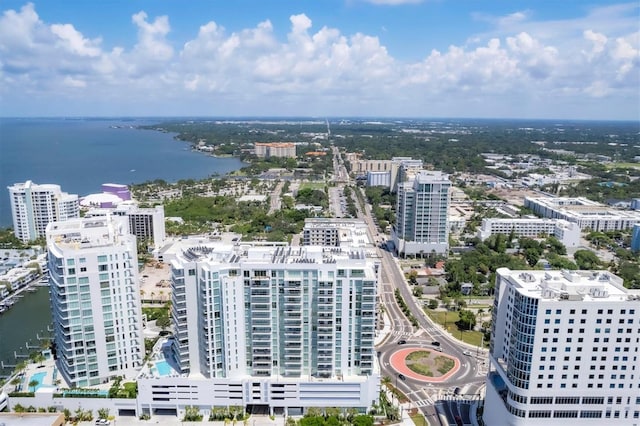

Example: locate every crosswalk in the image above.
[414,398,434,407]
[390,327,441,339]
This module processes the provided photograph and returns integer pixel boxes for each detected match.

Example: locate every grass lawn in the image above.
[425,309,486,347]
[603,162,640,170]
[411,413,429,426]
[298,181,326,190]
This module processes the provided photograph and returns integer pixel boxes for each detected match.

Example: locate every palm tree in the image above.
[28,379,39,392]
[35,353,46,366]
[381,376,392,389]
[10,377,21,391]
[14,361,27,376]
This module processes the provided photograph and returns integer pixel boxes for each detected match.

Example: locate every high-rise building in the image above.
[254,142,296,158]
[86,204,166,252]
[152,242,378,414]
[46,215,144,387]
[484,268,640,425]
[8,180,79,242]
[302,218,372,247]
[392,171,451,257]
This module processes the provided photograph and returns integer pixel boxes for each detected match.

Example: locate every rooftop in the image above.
[46,216,133,251]
[498,268,639,303]
[0,412,65,426]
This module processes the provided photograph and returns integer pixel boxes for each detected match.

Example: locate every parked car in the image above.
[95,420,110,426]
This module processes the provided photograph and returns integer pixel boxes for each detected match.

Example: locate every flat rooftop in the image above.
[498,268,636,303]
[0,412,65,426]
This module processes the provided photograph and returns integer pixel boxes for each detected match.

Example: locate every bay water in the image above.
[0,118,244,227]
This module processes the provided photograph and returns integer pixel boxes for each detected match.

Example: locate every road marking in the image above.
[414,398,433,407]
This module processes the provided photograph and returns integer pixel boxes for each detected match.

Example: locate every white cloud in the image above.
[131,11,173,61]
[0,2,638,119]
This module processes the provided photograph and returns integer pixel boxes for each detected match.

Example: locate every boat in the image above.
[27,287,37,293]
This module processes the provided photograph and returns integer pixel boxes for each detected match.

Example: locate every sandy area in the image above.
[139,260,171,302]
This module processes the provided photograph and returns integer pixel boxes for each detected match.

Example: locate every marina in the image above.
[0,284,52,378]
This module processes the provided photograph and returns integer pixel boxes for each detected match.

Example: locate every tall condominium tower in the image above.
[8,180,79,242]
[393,171,451,257]
[484,268,640,425]
[46,216,144,388]
[144,242,378,414]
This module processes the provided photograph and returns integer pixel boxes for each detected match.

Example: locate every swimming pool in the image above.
[155,360,172,377]
[28,371,46,391]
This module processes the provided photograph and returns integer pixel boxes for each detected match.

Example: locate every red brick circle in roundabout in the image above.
[389,347,460,383]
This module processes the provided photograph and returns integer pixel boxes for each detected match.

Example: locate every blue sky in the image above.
[0,1,638,120]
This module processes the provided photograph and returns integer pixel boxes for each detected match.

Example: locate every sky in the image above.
[0,0,638,120]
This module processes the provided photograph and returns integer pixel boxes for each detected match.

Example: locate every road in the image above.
[268,180,284,214]
[355,184,486,425]
[328,152,486,425]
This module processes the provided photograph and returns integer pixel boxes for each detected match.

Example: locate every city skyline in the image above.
[0,1,638,120]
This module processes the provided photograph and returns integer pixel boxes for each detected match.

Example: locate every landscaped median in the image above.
[390,347,460,383]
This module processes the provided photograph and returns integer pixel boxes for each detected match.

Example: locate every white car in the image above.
[95,420,110,425]
[463,350,472,356]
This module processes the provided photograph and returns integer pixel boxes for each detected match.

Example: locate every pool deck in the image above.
[136,337,183,380]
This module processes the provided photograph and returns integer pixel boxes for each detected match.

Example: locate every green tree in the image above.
[351,415,374,426]
[183,405,203,421]
[412,286,423,298]
[427,299,439,309]
[456,310,477,331]
[97,408,110,420]
[573,249,602,270]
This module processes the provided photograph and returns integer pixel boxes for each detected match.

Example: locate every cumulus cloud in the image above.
[0,2,638,119]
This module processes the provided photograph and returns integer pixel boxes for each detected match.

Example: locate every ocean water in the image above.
[0,118,244,227]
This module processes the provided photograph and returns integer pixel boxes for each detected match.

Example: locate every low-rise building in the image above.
[524,196,640,231]
[477,218,580,248]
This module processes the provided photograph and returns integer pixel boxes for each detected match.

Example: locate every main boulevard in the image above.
[332,146,488,425]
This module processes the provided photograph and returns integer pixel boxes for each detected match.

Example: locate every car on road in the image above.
[435,347,443,352]
[397,339,407,345]
[463,350,472,356]
[454,387,461,395]
[398,374,406,381]
[95,420,111,425]
[431,341,440,346]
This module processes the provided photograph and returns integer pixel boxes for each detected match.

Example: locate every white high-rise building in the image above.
[46,216,144,387]
[484,268,640,425]
[151,242,379,415]
[86,204,166,252]
[392,171,451,257]
[8,180,79,242]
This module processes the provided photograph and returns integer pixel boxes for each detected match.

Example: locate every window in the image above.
[553,411,578,418]
[580,411,603,418]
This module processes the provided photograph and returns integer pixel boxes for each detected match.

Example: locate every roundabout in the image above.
[389,347,461,383]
